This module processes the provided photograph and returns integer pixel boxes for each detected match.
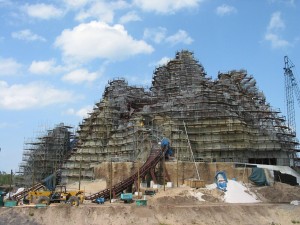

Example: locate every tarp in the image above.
[215,171,228,191]
[274,170,299,186]
[161,138,170,148]
[42,173,56,191]
[249,167,268,186]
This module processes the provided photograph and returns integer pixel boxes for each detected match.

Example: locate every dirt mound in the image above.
[1,203,300,225]
[200,188,224,203]
[0,208,39,225]
[66,179,106,196]
[156,195,199,205]
[1,181,300,225]
[252,182,300,203]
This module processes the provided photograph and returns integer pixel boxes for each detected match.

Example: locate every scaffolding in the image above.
[17,123,74,187]
[61,50,298,183]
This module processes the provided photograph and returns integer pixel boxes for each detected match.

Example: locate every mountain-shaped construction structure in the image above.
[61,50,298,183]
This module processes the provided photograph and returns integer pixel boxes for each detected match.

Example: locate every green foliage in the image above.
[0,173,11,185]
[292,220,300,224]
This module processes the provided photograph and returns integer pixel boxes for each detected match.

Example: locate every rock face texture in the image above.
[62,50,297,182]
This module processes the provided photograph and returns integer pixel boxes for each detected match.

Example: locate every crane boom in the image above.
[283,56,300,167]
[284,56,300,134]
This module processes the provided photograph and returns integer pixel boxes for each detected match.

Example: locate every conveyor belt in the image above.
[11,182,44,201]
[85,145,165,201]
[11,170,61,201]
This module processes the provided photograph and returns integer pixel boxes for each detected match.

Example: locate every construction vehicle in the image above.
[19,172,84,206]
[27,185,84,206]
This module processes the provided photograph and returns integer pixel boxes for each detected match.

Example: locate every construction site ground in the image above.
[1,180,300,225]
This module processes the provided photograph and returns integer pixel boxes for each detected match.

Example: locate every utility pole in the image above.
[10,170,13,191]
[137,161,140,199]
[110,158,112,203]
[79,158,82,190]
[163,151,165,191]
[176,151,179,188]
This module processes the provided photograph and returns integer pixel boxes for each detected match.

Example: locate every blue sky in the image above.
[0,0,299,173]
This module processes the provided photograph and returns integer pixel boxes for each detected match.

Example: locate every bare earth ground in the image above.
[1,180,300,225]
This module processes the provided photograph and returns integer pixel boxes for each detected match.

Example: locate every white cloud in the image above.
[268,0,295,6]
[267,11,285,31]
[144,28,193,45]
[156,57,170,66]
[148,56,171,68]
[0,81,76,110]
[264,11,291,49]
[264,33,290,48]
[29,59,62,75]
[63,0,89,8]
[75,1,114,23]
[165,30,193,45]
[55,21,154,62]
[11,29,46,42]
[119,11,141,24]
[64,105,93,118]
[216,4,237,16]
[74,1,129,23]
[23,3,64,20]
[143,27,167,43]
[62,69,99,84]
[0,58,22,76]
[133,0,201,14]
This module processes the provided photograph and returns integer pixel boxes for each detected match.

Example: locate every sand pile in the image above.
[205,180,260,203]
[66,179,106,197]
[223,180,260,203]
[252,182,300,203]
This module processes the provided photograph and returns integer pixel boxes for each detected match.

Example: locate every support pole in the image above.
[176,154,179,187]
[163,152,165,191]
[79,158,82,190]
[110,158,112,203]
[138,161,140,199]
[10,169,13,191]
[183,120,200,180]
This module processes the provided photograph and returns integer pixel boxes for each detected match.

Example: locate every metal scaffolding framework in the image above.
[59,50,298,183]
[17,123,75,187]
